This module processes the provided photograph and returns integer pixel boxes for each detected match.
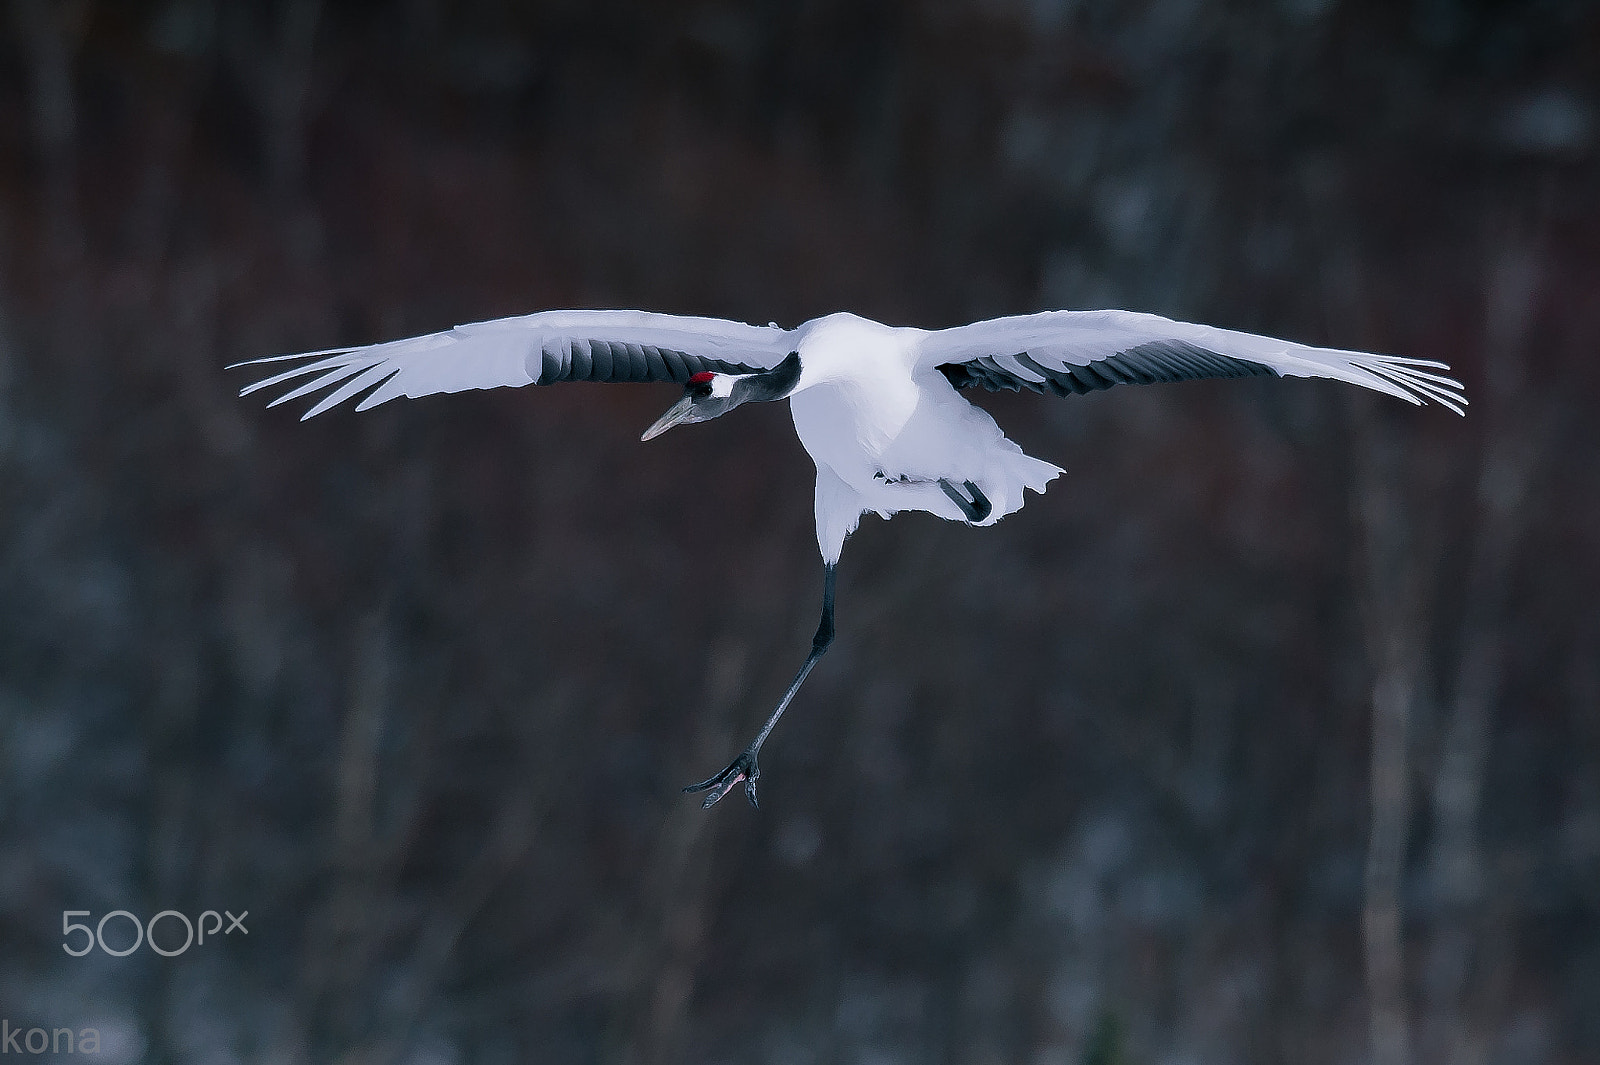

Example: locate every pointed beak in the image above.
[641,393,699,442]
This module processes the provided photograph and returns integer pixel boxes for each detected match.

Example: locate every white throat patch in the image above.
[709,374,737,398]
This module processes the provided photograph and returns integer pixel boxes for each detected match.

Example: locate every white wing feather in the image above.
[918,309,1466,414]
[234,309,795,420]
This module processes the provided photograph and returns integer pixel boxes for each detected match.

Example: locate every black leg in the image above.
[939,479,991,522]
[685,563,837,809]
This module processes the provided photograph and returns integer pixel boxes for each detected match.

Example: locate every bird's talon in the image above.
[684,750,759,809]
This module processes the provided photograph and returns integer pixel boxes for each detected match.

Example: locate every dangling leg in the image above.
[685,563,837,809]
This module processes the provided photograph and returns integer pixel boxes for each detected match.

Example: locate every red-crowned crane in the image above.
[237,308,1465,808]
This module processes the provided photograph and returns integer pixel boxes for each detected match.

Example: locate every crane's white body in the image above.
[239,305,1464,569]
[789,313,1060,560]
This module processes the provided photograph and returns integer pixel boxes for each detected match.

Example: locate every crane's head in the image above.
[640,353,801,441]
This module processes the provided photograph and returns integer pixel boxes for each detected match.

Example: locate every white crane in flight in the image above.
[237,308,1465,808]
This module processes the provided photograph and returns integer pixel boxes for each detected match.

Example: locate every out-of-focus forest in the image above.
[1,1,1596,1062]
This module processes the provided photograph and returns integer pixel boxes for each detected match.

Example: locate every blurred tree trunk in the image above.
[302,610,397,1055]
[10,0,87,267]
[611,637,747,1065]
[1423,239,1545,1065]
[1312,173,1439,1065]
[226,0,324,197]
[1353,400,1427,1065]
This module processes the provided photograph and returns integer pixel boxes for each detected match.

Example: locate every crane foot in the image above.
[683,748,760,809]
[938,478,992,522]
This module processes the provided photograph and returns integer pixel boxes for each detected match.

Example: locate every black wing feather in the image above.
[535,338,765,384]
[939,339,1277,396]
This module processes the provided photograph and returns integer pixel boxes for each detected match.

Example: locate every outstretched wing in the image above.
[233,309,796,419]
[919,309,1466,414]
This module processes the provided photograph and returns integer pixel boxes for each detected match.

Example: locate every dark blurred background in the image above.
[1,1,1596,1062]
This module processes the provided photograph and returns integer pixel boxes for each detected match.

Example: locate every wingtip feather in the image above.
[1360,356,1469,415]
[226,346,359,371]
